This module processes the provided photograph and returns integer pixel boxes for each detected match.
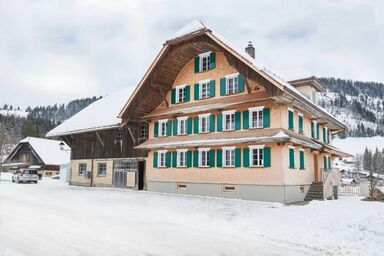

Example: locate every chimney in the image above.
[245,41,255,59]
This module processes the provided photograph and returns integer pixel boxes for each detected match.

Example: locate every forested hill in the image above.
[0,96,101,143]
[318,78,384,138]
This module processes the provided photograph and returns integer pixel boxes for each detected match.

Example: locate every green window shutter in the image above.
[209,115,215,133]
[153,152,158,168]
[263,108,270,128]
[243,148,250,167]
[327,130,330,144]
[235,111,241,130]
[298,115,303,133]
[238,74,245,93]
[193,150,199,167]
[243,110,249,129]
[323,127,326,143]
[217,114,223,131]
[171,89,176,104]
[193,117,199,134]
[288,110,294,130]
[173,119,178,136]
[311,122,314,138]
[328,157,331,169]
[323,156,327,169]
[209,149,215,167]
[186,151,192,168]
[154,122,159,137]
[194,56,200,73]
[289,148,295,169]
[264,147,271,167]
[166,120,172,136]
[187,117,193,134]
[194,83,200,100]
[299,150,304,170]
[172,151,177,167]
[235,148,241,167]
[166,152,171,167]
[209,80,215,98]
[316,124,320,139]
[220,78,226,96]
[209,52,216,69]
[217,149,222,167]
[185,85,190,102]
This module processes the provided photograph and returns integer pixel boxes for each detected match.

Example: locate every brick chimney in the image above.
[245,41,255,59]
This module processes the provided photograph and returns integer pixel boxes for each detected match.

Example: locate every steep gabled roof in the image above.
[46,86,135,137]
[118,20,346,131]
[4,137,70,166]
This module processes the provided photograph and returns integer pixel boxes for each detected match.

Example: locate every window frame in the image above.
[78,163,87,176]
[97,163,107,177]
[222,110,236,131]
[199,79,211,99]
[249,145,264,167]
[312,120,318,138]
[175,85,187,103]
[177,149,188,168]
[177,116,188,135]
[198,113,211,133]
[140,124,148,139]
[288,146,295,169]
[299,148,305,170]
[158,119,168,137]
[115,128,123,141]
[199,52,211,72]
[198,148,211,167]
[158,150,168,168]
[225,73,239,95]
[222,146,236,167]
[298,112,304,133]
[249,106,264,129]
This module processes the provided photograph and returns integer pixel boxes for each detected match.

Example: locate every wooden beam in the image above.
[95,132,104,147]
[244,77,252,94]
[127,126,136,145]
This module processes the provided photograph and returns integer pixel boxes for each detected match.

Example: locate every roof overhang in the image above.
[288,76,326,92]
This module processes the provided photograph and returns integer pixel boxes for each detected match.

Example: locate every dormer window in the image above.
[194,52,216,73]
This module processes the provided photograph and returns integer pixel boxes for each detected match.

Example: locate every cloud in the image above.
[0,0,383,108]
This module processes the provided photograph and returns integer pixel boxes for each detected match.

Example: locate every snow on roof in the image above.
[47,86,135,137]
[170,20,207,40]
[19,137,70,165]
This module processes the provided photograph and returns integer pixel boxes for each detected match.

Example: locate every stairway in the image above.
[304,182,324,201]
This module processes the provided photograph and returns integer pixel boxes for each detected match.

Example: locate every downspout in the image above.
[280,105,286,203]
[90,140,95,187]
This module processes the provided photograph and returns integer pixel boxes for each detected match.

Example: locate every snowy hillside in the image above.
[0,108,28,118]
[333,136,384,156]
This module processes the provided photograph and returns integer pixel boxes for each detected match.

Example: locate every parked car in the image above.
[12,169,39,183]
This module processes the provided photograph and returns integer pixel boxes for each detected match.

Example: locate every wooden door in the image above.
[314,154,319,182]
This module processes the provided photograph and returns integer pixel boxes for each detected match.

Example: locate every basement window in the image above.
[223,185,236,192]
[177,183,187,190]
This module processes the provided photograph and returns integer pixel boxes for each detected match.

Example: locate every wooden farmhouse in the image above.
[1,137,70,177]
[47,21,350,203]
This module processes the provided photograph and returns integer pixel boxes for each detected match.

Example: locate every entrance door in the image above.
[113,170,127,187]
[314,155,319,182]
[138,161,145,190]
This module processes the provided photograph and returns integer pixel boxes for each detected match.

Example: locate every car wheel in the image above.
[12,178,15,183]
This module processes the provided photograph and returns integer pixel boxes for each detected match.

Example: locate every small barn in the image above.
[1,137,70,177]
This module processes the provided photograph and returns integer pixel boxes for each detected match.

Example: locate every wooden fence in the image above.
[339,184,360,195]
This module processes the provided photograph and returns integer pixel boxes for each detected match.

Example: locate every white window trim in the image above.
[289,145,295,149]
[175,84,187,103]
[198,113,211,133]
[324,127,329,143]
[158,119,168,137]
[249,145,265,167]
[177,149,188,167]
[198,148,211,167]
[199,79,211,99]
[224,72,239,79]
[225,73,239,95]
[298,112,303,117]
[312,120,318,138]
[299,148,305,152]
[288,146,295,168]
[249,106,264,129]
[177,116,188,135]
[199,51,211,72]
[199,51,211,58]
[222,110,236,131]
[157,150,168,168]
[222,147,236,167]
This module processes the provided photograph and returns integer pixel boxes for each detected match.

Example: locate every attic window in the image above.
[116,128,123,141]
[200,52,211,72]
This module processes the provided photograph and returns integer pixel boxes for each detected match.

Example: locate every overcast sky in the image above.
[0,0,383,108]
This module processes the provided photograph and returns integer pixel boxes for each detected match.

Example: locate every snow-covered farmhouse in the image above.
[47,21,350,203]
[1,137,70,177]
[46,88,148,189]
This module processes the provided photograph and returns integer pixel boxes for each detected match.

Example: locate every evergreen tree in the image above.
[363,147,372,171]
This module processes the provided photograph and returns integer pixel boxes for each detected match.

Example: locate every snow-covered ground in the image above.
[0,173,383,256]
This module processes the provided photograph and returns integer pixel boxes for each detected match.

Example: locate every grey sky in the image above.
[0,0,383,108]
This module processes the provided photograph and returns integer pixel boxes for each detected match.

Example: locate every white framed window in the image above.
[177,149,188,167]
[199,79,211,99]
[159,119,168,137]
[177,116,188,135]
[97,163,107,176]
[249,145,264,167]
[223,147,235,167]
[78,163,87,176]
[312,120,318,138]
[225,73,239,94]
[249,106,264,128]
[222,110,235,131]
[199,113,210,133]
[199,52,211,72]
[140,124,148,139]
[198,148,210,167]
[175,85,187,103]
[158,150,168,168]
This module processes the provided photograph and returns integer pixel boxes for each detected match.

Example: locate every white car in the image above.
[12,169,39,183]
